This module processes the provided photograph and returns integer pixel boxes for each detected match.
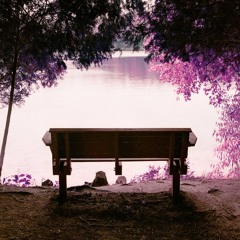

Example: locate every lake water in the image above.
[0,52,219,186]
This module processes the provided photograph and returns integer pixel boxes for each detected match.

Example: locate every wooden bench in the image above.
[43,128,197,200]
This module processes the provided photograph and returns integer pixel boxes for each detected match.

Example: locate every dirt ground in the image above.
[0,179,240,240]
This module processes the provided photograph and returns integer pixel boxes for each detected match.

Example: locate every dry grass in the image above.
[0,184,239,240]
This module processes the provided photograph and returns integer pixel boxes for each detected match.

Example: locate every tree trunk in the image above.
[0,51,18,180]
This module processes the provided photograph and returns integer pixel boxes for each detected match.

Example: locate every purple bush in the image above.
[130,164,170,183]
[2,173,59,188]
[2,173,34,187]
[131,161,195,183]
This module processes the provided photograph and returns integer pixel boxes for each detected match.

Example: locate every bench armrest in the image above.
[189,132,197,146]
[42,131,51,146]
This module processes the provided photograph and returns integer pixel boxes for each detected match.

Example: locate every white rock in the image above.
[116,176,127,185]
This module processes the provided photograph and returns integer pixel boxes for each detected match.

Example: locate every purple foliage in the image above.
[131,161,195,183]
[140,0,240,178]
[0,0,127,107]
[130,164,170,183]
[3,173,34,187]
[54,181,59,188]
[0,54,66,107]
[150,54,240,177]
[2,173,58,188]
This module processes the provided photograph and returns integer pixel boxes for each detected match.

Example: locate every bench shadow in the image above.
[48,190,218,240]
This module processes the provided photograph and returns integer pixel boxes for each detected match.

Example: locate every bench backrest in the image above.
[48,128,193,160]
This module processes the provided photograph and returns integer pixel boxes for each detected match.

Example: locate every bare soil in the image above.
[0,180,240,240]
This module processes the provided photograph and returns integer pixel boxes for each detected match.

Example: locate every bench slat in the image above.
[59,157,171,162]
[54,131,188,159]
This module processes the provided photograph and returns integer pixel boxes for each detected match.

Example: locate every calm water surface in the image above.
[0,52,219,186]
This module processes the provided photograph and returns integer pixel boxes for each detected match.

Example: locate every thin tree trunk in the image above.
[0,51,18,180]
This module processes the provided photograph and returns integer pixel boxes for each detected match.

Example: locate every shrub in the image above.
[2,173,35,187]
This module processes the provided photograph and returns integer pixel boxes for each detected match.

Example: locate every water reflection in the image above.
[99,56,158,83]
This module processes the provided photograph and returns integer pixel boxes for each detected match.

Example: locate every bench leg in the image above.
[115,161,122,175]
[59,172,67,201]
[172,171,180,198]
[172,161,180,198]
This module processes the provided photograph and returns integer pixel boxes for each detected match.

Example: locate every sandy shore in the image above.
[96,178,240,218]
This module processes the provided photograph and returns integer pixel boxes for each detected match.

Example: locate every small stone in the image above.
[91,171,109,187]
[42,179,53,187]
[84,181,91,186]
[116,176,127,185]
[208,188,219,194]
